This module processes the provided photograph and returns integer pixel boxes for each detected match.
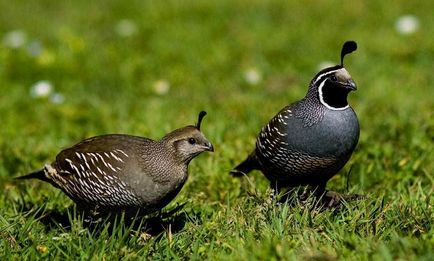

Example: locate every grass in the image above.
[0,0,433,259]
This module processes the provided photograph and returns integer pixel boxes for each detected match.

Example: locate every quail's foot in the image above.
[321,191,366,208]
[278,186,366,208]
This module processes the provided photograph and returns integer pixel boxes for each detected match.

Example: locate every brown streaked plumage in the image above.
[17,111,213,215]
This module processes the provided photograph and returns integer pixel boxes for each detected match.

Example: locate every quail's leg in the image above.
[300,182,343,207]
[313,183,366,208]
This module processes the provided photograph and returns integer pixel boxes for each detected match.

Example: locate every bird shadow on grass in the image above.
[24,203,191,237]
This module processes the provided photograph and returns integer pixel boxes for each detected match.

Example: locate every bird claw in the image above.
[322,191,367,208]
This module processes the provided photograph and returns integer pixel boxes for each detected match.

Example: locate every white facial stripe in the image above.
[313,69,340,85]
[318,79,349,111]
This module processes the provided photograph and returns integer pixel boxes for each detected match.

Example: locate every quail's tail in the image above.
[230,152,260,177]
[15,169,49,182]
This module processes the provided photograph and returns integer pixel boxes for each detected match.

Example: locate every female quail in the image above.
[231,41,360,200]
[17,111,214,215]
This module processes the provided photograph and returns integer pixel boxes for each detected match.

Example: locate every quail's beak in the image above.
[203,142,214,152]
[344,79,357,91]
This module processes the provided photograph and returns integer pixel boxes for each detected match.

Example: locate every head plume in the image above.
[196,111,207,130]
[340,41,357,67]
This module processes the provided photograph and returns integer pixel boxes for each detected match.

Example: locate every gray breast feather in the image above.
[259,106,358,158]
[255,105,358,181]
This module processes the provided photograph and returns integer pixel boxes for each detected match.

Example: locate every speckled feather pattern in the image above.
[256,100,338,184]
[48,147,143,207]
[34,130,208,213]
[294,95,326,127]
[234,64,360,188]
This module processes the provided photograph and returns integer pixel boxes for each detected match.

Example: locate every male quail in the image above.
[17,111,214,215]
[231,41,360,200]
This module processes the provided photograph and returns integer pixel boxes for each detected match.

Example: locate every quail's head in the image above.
[162,111,214,163]
[309,41,358,110]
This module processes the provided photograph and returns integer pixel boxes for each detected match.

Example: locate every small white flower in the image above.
[317,61,335,71]
[30,80,53,98]
[153,80,170,95]
[244,67,262,85]
[115,19,138,37]
[50,93,65,104]
[2,30,27,49]
[395,15,419,35]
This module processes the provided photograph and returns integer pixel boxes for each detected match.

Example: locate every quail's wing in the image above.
[51,134,153,206]
[257,104,338,177]
[257,104,297,152]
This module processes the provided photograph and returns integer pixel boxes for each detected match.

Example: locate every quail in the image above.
[231,41,360,201]
[17,111,214,215]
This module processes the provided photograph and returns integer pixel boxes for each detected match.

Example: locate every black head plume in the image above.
[340,41,357,66]
[196,111,207,130]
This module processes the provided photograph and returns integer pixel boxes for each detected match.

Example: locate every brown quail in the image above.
[17,111,213,215]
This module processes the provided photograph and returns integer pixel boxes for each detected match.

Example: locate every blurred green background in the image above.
[0,0,433,259]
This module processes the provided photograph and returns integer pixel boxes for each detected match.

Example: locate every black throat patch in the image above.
[321,81,349,109]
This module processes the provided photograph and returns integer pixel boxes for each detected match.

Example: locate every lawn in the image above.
[0,0,433,260]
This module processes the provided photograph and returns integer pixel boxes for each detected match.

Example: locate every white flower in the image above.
[395,15,419,35]
[2,30,27,49]
[50,93,65,104]
[115,19,138,37]
[244,67,262,85]
[30,81,53,98]
[317,61,335,71]
[153,80,170,95]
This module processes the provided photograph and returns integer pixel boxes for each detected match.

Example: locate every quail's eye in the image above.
[188,138,196,145]
[331,75,337,82]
